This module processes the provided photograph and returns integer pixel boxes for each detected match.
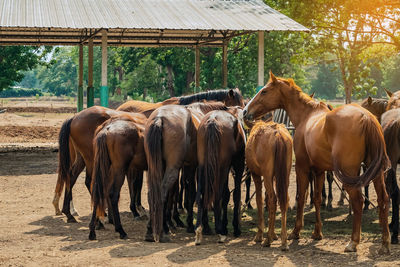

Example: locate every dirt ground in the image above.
[0,98,399,266]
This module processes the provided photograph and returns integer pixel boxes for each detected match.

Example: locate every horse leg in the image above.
[279,177,289,252]
[145,218,155,242]
[88,202,97,240]
[263,174,277,247]
[61,171,80,223]
[135,171,145,214]
[343,185,363,252]
[183,165,196,233]
[222,181,230,237]
[288,166,309,240]
[363,185,370,211]
[308,172,314,208]
[53,172,65,216]
[178,170,185,212]
[232,154,244,237]
[252,173,264,243]
[109,171,128,239]
[372,172,391,254]
[311,171,324,240]
[326,171,334,211]
[127,169,141,219]
[321,179,327,208]
[387,165,399,244]
[338,189,346,206]
[172,179,185,228]
[244,168,253,210]
[195,167,205,245]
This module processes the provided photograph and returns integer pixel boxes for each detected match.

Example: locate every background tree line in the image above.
[1,0,399,102]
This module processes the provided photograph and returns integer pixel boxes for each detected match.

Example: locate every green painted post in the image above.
[78,86,83,111]
[87,87,94,107]
[100,86,109,107]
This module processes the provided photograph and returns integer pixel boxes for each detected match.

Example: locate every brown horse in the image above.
[89,113,147,240]
[385,88,400,110]
[194,109,246,245]
[144,105,197,242]
[360,97,388,122]
[243,72,390,253]
[381,108,400,244]
[246,121,292,251]
[53,89,244,222]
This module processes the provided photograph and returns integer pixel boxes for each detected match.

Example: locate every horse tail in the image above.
[145,117,164,240]
[91,130,110,219]
[334,115,390,187]
[203,119,221,209]
[383,118,400,165]
[57,117,73,192]
[273,132,289,208]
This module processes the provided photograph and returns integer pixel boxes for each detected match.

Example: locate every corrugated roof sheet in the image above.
[0,0,309,46]
[1,0,307,31]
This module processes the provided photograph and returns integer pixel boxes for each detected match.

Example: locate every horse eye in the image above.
[261,90,267,95]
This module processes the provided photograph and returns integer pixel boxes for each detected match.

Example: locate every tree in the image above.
[311,63,342,99]
[0,46,51,91]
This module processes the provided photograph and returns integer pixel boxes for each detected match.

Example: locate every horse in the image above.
[243,71,391,253]
[385,88,400,110]
[144,105,197,242]
[194,109,246,245]
[53,88,244,222]
[381,108,400,244]
[360,97,388,122]
[246,121,292,251]
[89,113,147,240]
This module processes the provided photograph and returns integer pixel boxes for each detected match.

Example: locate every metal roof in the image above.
[0,0,309,47]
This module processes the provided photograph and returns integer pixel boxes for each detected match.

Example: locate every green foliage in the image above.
[310,63,342,99]
[0,87,43,97]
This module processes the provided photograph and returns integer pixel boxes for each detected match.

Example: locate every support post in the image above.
[195,46,200,90]
[87,38,94,107]
[222,41,228,88]
[257,31,264,92]
[100,29,108,107]
[77,44,83,112]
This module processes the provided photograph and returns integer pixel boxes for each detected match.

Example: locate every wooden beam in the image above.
[100,29,108,107]
[222,41,228,88]
[87,38,94,107]
[77,44,83,111]
[257,31,264,88]
[195,46,200,88]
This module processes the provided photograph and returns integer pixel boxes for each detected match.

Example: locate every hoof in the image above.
[202,226,213,236]
[159,235,171,243]
[67,216,78,223]
[281,244,289,251]
[288,232,299,240]
[218,234,227,243]
[55,209,62,216]
[195,226,203,245]
[96,221,105,230]
[311,232,323,240]
[187,225,195,233]
[378,244,390,254]
[144,233,155,242]
[234,229,241,238]
[261,238,271,247]
[344,241,357,252]
[254,233,263,243]
[71,210,79,217]
[326,204,333,211]
[247,204,254,210]
[337,200,344,206]
[89,231,96,240]
[391,236,398,244]
[120,233,128,240]
[273,233,278,241]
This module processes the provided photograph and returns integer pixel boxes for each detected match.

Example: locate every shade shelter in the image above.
[0,0,308,110]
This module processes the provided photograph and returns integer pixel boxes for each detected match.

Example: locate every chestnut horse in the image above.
[89,113,147,240]
[246,121,292,251]
[53,88,244,222]
[243,72,390,253]
[195,109,246,245]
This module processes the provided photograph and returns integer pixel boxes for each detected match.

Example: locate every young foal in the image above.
[243,72,390,253]
[246,121,292,251]
[195,109,246,245]
[89,113,147,240]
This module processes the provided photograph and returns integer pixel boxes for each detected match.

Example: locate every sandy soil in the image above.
[0,99,399,266]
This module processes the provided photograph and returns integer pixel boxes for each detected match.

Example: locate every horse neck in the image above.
[281,89,327,128]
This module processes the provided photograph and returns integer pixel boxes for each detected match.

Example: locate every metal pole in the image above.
[195,46,200,90]
[100,29,108,107]
[87,38,94,107]
[222,41,228,88]
[77,44,83,112]
[257,31,264,92]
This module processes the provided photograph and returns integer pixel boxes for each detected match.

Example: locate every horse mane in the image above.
[186,101,227,114]
[178,89,242,105]
[278,77,329,111]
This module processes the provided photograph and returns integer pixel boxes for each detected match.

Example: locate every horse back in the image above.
[382,108,400,165]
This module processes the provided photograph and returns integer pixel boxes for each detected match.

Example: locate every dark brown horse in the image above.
[381,108,400,244]
[243,72,390,253]
[246,121,292,251]
[144,105,197,242]
[385,88,400,110]
[194,109,246,245]
[89,113,147,240]
[54,89,244,222]
[361,97,388,122]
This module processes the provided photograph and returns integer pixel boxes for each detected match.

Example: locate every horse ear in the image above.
[228,89,234,97]
[384,88,393,97]
[368,96,372,105]
[309,92,315,98]
[269,70,277,83]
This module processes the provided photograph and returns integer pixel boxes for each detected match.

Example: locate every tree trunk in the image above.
[167,65,174,97]
[143,88,147,100]
[186,71,194,92]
